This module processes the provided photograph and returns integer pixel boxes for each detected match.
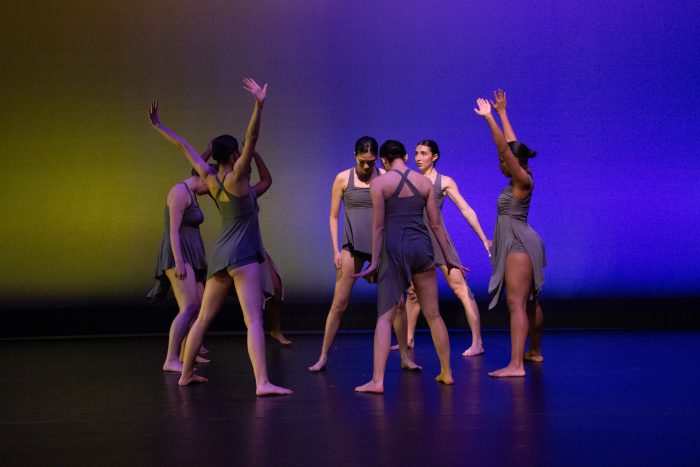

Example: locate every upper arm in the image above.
[167,186,188,230]
[252,178,272,197]
[424,181,441,227]
[369,181,385,228]
[444,177,473,213]
[330,171,347,218]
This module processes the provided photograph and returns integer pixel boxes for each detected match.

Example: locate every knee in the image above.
[330,299,349,316]
[181,302,199,318]
[506,296,526,314]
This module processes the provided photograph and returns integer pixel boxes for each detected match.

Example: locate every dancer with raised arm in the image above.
[146,159,211,372]
[355,140,467,393]
[148,78,292,396]
[248,149,291,345]
[309,138,420,372]
[473,90,545,377]
[398,140,491,356]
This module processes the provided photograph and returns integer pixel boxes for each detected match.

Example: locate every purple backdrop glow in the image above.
[1,0,699,307]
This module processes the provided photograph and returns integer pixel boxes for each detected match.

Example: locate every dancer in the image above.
[248,149,291,345]
[355,140,467,393]
[473,90,545,377]
[309,137,417,372]
[398,140,491,356]
[147,162,211,372]
[149,77,292,395]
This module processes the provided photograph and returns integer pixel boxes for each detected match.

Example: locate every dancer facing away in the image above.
[149,78,292,396]
[398,140,491,356]
[146,162,211,372]
[355,140,467,393]
[473,90,545,377]
[309,137,419,372]
[248,149,292,345]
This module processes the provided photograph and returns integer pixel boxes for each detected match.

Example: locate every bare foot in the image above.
[355,380,384,394]
[390,340,414,351]
[488,365,526,378]
[270,330,293,346]
[401,358,423,371]
[308,356,327,372]
[435,371,454,385]
[462,344,485,357]
[195,355,210,364]
[256,382,293,397]
[198,345,209,355]
[178,372,208,386]
[524,350,543,362]
[163,359,183,373]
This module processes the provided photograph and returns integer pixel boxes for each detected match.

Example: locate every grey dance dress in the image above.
[488,183,546,309]
[146,183,207,301]
[342,168,380,259]
[208,175,265,277]
[377,169,435,316]
[425,173,462,267]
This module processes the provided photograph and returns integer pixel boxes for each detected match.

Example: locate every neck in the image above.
[390,159,407,171]
[420,165,437,178]
[355,167,373,183]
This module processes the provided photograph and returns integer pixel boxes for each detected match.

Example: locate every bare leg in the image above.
[412,267,453,385]
[392,285,419,351]
[525,298,544,362]
[440,265,484,357]
[309,251,363,372]
[163,265,200,373]
[392,299,422,370]
[355,306,399,393]
[231,263,292,396]
[489,252,533,378]
[179,274,230,385]
[265,256,291,345]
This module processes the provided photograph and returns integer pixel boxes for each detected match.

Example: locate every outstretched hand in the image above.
[354,262,378,283]
[490,89,507,113]
[243,78,268,104]
[483,238,493,258]
[446,260,470,278]
[148,100,160,126]
[473,98,491,117]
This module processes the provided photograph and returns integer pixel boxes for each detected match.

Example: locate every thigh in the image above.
[198,273,233,321]
[504,252,534,304]
[411,266,440,318]
[333,250,360,295]
[230,262,264,321]
[165,264,200,308]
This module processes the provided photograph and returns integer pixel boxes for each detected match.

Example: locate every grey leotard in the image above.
[207,175,264,277]
[488,183,546,309]
[147,183,206,301]
[342,168,380,258]
[250,190,284,300]
[377,169,435,316]
[425,173,462,267]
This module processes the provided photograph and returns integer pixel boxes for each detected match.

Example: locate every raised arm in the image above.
[443,176,492,257]
[251,151,272,197]
[425,182,468,275]
[490,89,516,142]
[329,171,348,269]
[148,101,211,178]
[473,98,531,189]
[230,78,267,185]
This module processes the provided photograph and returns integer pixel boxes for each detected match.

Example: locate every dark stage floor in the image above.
[1,330,699,466]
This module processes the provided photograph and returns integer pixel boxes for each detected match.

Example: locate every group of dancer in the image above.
[147,80,545,396]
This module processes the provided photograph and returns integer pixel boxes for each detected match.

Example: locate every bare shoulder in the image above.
[167,182,190,207]
[334,168,352,186]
